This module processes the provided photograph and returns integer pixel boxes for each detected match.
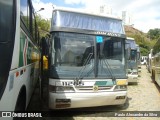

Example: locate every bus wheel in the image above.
[13,86,26,120]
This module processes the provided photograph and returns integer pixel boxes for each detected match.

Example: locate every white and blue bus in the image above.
[0,0,40,119]
[125,37,138,83]
[46,8,128,109]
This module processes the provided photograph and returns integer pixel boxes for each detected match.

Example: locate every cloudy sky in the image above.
[32,0,160,33]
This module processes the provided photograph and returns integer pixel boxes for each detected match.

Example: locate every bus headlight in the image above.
[116,79,128,85]
[49,85,75,92]
[114,85,127,91]
[115,79,127,91]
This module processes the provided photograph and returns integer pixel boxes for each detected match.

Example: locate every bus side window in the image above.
[32,13,35,41]
[20,0,28,29]
[20,0,38,45]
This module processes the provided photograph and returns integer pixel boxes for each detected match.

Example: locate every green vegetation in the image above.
[125,26,159,56]
[147,28,160,40]
[36,15,50,39]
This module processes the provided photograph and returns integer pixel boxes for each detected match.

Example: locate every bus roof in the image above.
[53,7,122,21]
[51,8,125,36]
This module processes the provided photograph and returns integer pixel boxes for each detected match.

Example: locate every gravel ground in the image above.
[25,65,160,120]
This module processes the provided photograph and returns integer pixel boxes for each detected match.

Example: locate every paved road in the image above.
[26,65,160,120]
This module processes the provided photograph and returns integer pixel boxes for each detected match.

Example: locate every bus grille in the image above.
[76,86,113,91]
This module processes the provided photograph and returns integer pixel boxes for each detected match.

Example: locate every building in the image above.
[122,11,133,25]
[99,5,112,15]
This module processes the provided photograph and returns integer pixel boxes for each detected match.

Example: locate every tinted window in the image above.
[20,0,29,29]
[20,0,39,45]
[0,0,16,99]
[130,50,137,61]
[32,13,39,44]
[32,13,36,40]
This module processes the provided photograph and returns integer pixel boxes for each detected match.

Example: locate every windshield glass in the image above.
[127,50,137,69]
[130,50,137,61]
[50,32,126,79]
[125,39,138,70]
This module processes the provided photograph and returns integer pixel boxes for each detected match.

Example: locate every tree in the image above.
[36,15,51,39]
[147,28,160,40]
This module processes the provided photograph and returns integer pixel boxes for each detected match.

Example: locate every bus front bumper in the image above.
[128,74,138,83]
[49,91,127,109]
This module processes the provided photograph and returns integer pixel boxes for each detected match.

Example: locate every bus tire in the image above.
[13,86,26,120]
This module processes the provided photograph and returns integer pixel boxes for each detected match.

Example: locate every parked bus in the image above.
[147,49,153,73]
[151,39,160,86]
[0,0,40,118]
[125,37,138,83]
[45,8,128,109]
[136,44,141,72]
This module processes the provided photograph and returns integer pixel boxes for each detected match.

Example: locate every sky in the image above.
[32,0,160,33]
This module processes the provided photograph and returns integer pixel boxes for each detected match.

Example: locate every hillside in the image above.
[124,25,153,56]
[125,25,143,35]
[124,25,149,41]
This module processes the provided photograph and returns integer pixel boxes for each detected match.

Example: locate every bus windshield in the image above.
[125,38,137,70]
[130,50,137,61]
[127,50,137,69]
[50,32,126,79]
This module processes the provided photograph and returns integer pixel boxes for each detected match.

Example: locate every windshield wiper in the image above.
[101,54,116,81]
[128,60,137,70]
[74,53,93,84]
